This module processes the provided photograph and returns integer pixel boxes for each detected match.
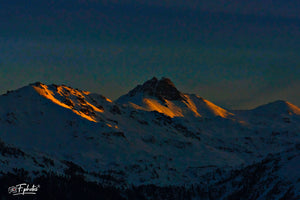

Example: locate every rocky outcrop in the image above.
[128,77,185,101]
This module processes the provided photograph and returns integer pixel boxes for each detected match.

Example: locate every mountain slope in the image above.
[0,78,300,199]
[117,77,233,118]
[252,100,300,116]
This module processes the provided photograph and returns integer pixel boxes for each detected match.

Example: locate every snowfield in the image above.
[0,77,299,199]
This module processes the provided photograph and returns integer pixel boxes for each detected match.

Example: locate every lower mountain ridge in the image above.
[0,78,299,199]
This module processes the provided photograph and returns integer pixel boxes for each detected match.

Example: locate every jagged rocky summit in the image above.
[126,77,185,101]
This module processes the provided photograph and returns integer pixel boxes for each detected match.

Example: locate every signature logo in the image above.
[8,183,40,196]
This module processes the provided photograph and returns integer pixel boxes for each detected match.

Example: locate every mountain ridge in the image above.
[2,78,299,115]
[0,78,300,199]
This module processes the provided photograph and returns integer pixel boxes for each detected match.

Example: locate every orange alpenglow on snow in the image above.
[32,83,104,122]
[116,77,234,118]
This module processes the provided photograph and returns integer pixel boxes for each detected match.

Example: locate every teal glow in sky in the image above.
[0,1,299,109]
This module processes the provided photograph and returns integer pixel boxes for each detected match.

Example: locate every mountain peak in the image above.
[253,100,300,115]
[29,81,45,87]
[128,77,185,101]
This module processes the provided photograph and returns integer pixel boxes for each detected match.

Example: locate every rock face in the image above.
[128,77,185,101]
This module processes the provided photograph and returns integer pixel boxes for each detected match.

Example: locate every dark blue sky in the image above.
[0,0,299,109]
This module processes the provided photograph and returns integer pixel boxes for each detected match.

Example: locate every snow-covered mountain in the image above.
[116,77,233,118]
[0,78,299,199]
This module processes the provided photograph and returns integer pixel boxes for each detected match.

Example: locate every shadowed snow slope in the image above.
[252,100,300,116]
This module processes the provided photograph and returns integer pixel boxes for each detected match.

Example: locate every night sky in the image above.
[1,0,299,109]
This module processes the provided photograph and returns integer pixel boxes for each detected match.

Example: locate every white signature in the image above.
[8,183,40,195]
